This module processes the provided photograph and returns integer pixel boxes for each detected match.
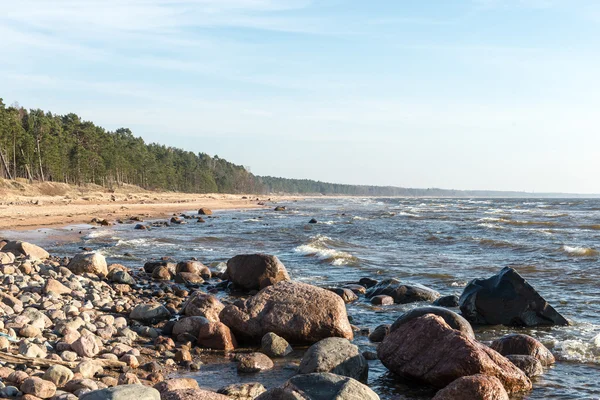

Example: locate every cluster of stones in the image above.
[0,235,568,400]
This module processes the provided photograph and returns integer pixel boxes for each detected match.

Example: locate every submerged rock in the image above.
[459,267,569,327]
[224,254,291,290]
[220,281,353,344]
[366,278,440,304]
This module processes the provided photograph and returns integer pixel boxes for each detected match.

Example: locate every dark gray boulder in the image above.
[366,279,439,304]
[433,294,459,308]
[298,338,368,382]
[459,267,569,327]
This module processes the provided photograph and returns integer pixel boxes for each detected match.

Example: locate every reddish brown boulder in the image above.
[432,374,509,400]
[176,261,211,278]
[154,378,199,393]
[198,208,213,215]
[182,292,224,322]
[162,388,229,400]
[220,281,353,344]
[224,254,290,290]
[2,241,49,260]
[377,314,531,393]
[197,322,237,351]
[490,334,555,366]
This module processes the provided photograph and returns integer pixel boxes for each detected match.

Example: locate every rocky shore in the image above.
[0,220,569,400]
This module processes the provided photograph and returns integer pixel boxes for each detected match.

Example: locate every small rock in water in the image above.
[237,353,274,373]
[261,332,293,357]
[308,218,318,224]
[370,295,394,305]
[431,374,509,400]
[490,333,555,366]
[218,382,266,398]
[433,294,460,308]
[298,337,368,382]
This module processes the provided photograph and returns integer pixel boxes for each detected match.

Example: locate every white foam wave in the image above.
[294,235,356,266]
[352,216,368,220]
[478,223,507,230]
[86,230,113,239]
[562,245,598,257]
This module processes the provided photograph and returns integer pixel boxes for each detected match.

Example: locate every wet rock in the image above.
[182,292,224,322]
[459,267,569,327]
[220,281,353,344]
[368,324,390,343]
[197,321,237,351]
[366,279,440,304]
[261,332,293,357]
[490,334,555,366]
[327,288,358,303]
[237,352,274,373]
[20,377,56,399]
[224,254,291,291]
[377,314,531,393]
[390,306,474,339]
[175,272,204,284]
[308,218,318,224]
[433,294,460,308]
[143,261,175,274]
[274,206,286,212]
[130,303,171,324]
[218,382,266,399]
[431,374,509,400]
[370,295,394,306]
[176,261,211,278]
[67,253,108,277]
[343,284,367,295]
[43,365,74,387]
[505,355,544,378]
[359,277,378,288]
[256,373,379,400]
[79,385,160,400]
[2,241,49,260]
[161,389,229,400]
[151,266,173,280]
[198,208,212,215]
[298,337,368,382]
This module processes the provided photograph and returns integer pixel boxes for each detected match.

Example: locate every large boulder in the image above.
[130,304,171,324]
[459,267,569,326]
[377,314,531,393]
[2,241,49,260]
[432,374,509,400]
[256,373,379,400]
[67,252,108,277]
[197,322,237,351]
[490,334,555,366]
[366,278,440,304]
[220,281,353,344]
[298,337,368,382]
[224,254,290,290]
[390,306,474,339]
[80,385,160,400]
[182,292,224,322]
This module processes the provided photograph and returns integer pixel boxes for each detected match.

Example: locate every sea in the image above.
[4,197,600,399]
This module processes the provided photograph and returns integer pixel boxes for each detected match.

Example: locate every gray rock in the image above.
[298,337,368,383]
[129,304,171,324]
[506,355,544,378]
[79,385,160,400]
[261,332,293,357]
[366,279,440,304]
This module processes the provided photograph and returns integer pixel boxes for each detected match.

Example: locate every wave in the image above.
[561,246,598,257]
[579,224,600,231]
[294,235,358,266]
[352,216,368,221]
[478,238,526,250]
[478,223,507,230]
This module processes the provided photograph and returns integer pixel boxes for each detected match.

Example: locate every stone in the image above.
[19,325,42,338]
[172,316,210,338]
[151,266,173,280]
[431,374,509,400]
[67,253,108,277]
[224,254,291,290]
[2,241,49,260]
[366,278,440,304]
[71,333,102,358]
[298,337,368,382]
[130,303,171,324]
[79,385,160,400]
[176,261,211,278]
[198,208,212,215]
[19,342,46,358]
[390,306,475,339]
[144,261,175,274]
[505,355,544,378]
[459,267,569,326]
[75,361,104,379]
[490,334,555,366]
[237,352,274,373]
[161,389,229,400]
[111,271,135,285]
[220,281,353,344]
[0,251,15,264]
[154,379,199,393]
[43,365,74,387]
[327,288,358,303]
[368,324,390,343]
[44,279,72,295]
[433,294,460,308]
[261,332,293,357]
[217,383,266,399]
[182,292,224,322]
[20,377,57,399]
[377,314,531,393]
[370,295,394,305]
[197,322,237,351]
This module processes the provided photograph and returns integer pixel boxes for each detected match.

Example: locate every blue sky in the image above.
[1,0,599,193]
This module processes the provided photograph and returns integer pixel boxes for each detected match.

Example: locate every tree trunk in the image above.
[36,137,45,181]
[0,146,13,180]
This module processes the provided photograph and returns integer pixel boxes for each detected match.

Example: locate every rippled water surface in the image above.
[7,197,600,399]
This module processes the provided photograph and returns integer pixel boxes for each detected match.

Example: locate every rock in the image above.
[377,314,531,393]
[431,374,509,400]
[220,281,353,344]
[64,379,98,393]
[274,206,286,211]
[172,316,210,338]
[370,295,394,305]
[343,284,367,295]
[197,322,237,351]
[152,266,173,280]
[237,353,274,373]
[44,279,72,295]
[308,218,318,224]
[175,272,204,284]
[505,355,544,378]
[67,253,108,277]
[366,278,440,304]
[19,342,46,358]
[130,303,171,324]
[144,261,175,274]
[0,251,15,264]
[261,332,293,357]
[433,294,460,308]
[118,373,140,385]
[182,292,224,322]
[75,361,104,379]
[43,365,74,387]
[327,288,358,303]
[79,385,160,400]
[490,334,555,366]
[218,383,266,399]
[390,306,475,339]
[298,337,368,382]
[161,389,229,400]
[257,373,379,400]
[459,267,569,326]
[2,241,49,260]
[176,261,211,279]
[71,333,102,358]
[19,326,41,338]
[154,379,199,393]
[198,208,212,215]
[20,377,57,399]
[368,324,390,343]
[111,271,135,285]
[224,254,290,290]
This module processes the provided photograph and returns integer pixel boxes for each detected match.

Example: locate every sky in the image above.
[1,0,599,193]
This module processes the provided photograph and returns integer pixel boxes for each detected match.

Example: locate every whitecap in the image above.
[561,245,598,257]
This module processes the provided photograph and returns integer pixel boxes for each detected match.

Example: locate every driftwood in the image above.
[0,351,126,370]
